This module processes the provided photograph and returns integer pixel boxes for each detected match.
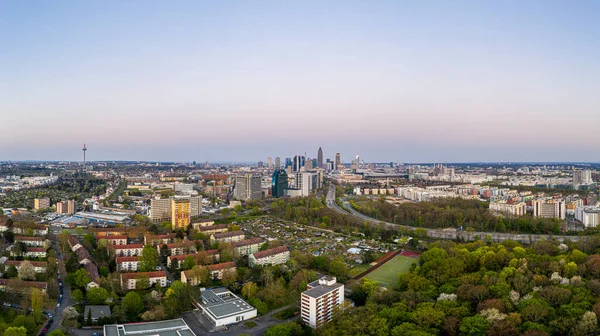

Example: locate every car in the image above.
[56,303,60,308]
[59,294,63,298]
[58,282,63,287]
[92,333,102,336]
[2,303,11,307]
[48,319,53,325]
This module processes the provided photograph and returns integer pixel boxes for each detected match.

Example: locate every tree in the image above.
[221,269,237,286]
[6,265,18,278]
[86,287,110,305]
[139,245,159,272]
[12,242,28,257]
[164,281,195,317]
[135,274,150,290]
[72,289,84,303]
[72,268,91,289]
[459,316,489,336]
[4,327,27,336]
[122,292,144,321]
[30,288,44,323]
[264,322,303,336]
[219,242,234,262]
[242,282,259,299]
[18,260,36,281]
[182,256,195,270]
[48,331,66,336]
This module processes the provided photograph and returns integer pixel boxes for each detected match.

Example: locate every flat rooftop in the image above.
[200,288,256,320]
[104,318,195,336]
[303,282,343,299]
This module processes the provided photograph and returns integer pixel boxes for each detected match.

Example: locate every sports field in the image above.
[365,255,417,287]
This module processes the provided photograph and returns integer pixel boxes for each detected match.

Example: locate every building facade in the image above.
[34,198,50,210]
[232,238,264,257]
[301,276,345,328]
[272,169,289,198]
[489,201,526,217]
[249,246,290,267]
[234,174,262,201]
[533,199,566,220]
[210,231,245,244]
[120,271,167,290]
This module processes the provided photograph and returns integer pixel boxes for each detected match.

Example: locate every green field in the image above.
[365,255,417,287]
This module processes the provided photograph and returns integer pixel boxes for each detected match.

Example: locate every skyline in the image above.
[2,1,600,162]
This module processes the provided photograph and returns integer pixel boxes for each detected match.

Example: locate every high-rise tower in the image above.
[317,147,323,169]
[335,153,341,170]
[82,143,87,171]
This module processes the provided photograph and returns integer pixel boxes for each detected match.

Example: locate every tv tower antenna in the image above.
[82,143,87,171]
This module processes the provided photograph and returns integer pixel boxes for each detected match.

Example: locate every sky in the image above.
[1,1,599,163]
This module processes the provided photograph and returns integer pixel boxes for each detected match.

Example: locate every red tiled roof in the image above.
[213,231,244,238]
[232,238,264,248]
[252,246,289,259]
[198,224,228,232]
[0,279,47,290]
[68,235,80,246]
[110,244,143,250]
[96,235,128,241]
[85,262,99,281]
[121,271,167,281]
[15,236,43,241]
[169,249,220,262]
[208,262,236,271]
[27,247,46,253]
[145,234,175,239]
[116,256,139,263]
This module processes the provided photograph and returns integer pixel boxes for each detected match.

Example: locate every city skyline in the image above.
[2,1,600,162]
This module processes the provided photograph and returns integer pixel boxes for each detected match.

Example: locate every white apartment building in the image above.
[249,246,290,268]
[116,256,140,272]
[15,236,46,247]
[489,201,526,217]
[11,247,47,258]
[97,235,128,245]
[210,231,245,244]
[159,241,199,256]
[533,199,566,220]
[120,271,167,290]
[575,206,600,228]
[232,238,265,258]
[3,260,47,273]
[301,276,345,328]
[110,244,144,257]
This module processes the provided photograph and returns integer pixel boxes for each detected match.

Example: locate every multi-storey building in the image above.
[181,262,237,286]
[232,238,264,257]
[116,256,140,272]
[150,198,171,222]
[234,174,262,201]
[210,231,245,245]
[573,169,593,185]
[143,234,176,246]
[120,271,167,290]
[0,279,48,294]
[489,201,526,217]
[533,199,566,220]
[192,219,215,229]
[160,241,199,256]
[249,246,290,267]
[110,244,144,257]
[34,198,50,210]
[15,236,45,247]
[272,170,288,198]
[68,235,82,252]
[198,224,229,235]
[167,250,220,268]
[97,235,128,245]
[12,247,47,258]
[171,198,191,230]
[3,260,48,273]
[56,200,77,215]
[301,276,345,328]
[575,206,600,228]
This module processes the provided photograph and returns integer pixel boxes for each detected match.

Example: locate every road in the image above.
[45,228,74,335]
[325,184,584,244]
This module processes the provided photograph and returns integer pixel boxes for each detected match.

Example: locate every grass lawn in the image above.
[365,255,417,287]
[349,264,371,277]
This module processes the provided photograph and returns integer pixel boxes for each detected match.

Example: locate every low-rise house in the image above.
[97,235,128,245]
[144,234,176,246]
[181,262,236,286]
[159,241,200,256]
[232,238,264,257]
[198,224,228,235]
[3,260,48,273]
[11,247,47,258]
[75,247,92,264]
[120,271,167,290]
[0,279,48,294]
[110,244,144,257]
[15,236,45,247]
[167,250,220,268]
[249,246,290,267]
[68,235,82,252]
[85,262,100,288]
[84,305,111,323]
[192,219,215,229]
[210,231,245,244]
[116,256,140,272]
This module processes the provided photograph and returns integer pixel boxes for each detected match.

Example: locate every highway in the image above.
[325,184,583,244]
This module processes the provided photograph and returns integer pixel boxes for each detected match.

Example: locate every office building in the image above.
[34,198,50,210]
[293,155,305,172]
[272,169,289,198]
[573,169,593,185]
[285,157,292,168]
[335,153,341,170]
[317,147,323,169]
[275,157,281,169]
[301,276,345,328]
[266,157,272,168]
[171,198,191,230]
[57,200,77,215]
[234,174,262,201]
[533,199,566,220]
[196,288,257,327]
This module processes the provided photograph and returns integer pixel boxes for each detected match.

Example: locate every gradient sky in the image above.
[1,1,599,163]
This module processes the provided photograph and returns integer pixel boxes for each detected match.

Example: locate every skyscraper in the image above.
[293,155,305,172]
[335,153,341,170]
[285,158,292,168]
[171,198,191,230]
[317,147,323,169]
[266,157,273,168]
[272,169,288,198]
[275,157,281,169]
[234,174,263,201]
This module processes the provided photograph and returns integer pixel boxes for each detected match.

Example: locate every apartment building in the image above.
[11,247,47,258]
[144,234,176,246]
[181,262,237,286]
[232,238,264,258]
[171,198,191,230]
[533,199,566,220]
[34,198,50,210]
[301,276,345,328]
[116,256,140,272]
[249,246,290,268]
[489,201,526,217]
[192,219,215,229]
[198,224,228,235]
[97,235,128,245]
[150,196,203,223]
[575,206,600,228]
[15,236,45,247]
[167,250,220,268]
[56,200,77,215]
[110,244,144,257]
[120,271,167,290]
[159,241,199,256]
[210,231,245,245]
[0,279,48,294]
[3,260,48,273]
[233,174,262,201]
